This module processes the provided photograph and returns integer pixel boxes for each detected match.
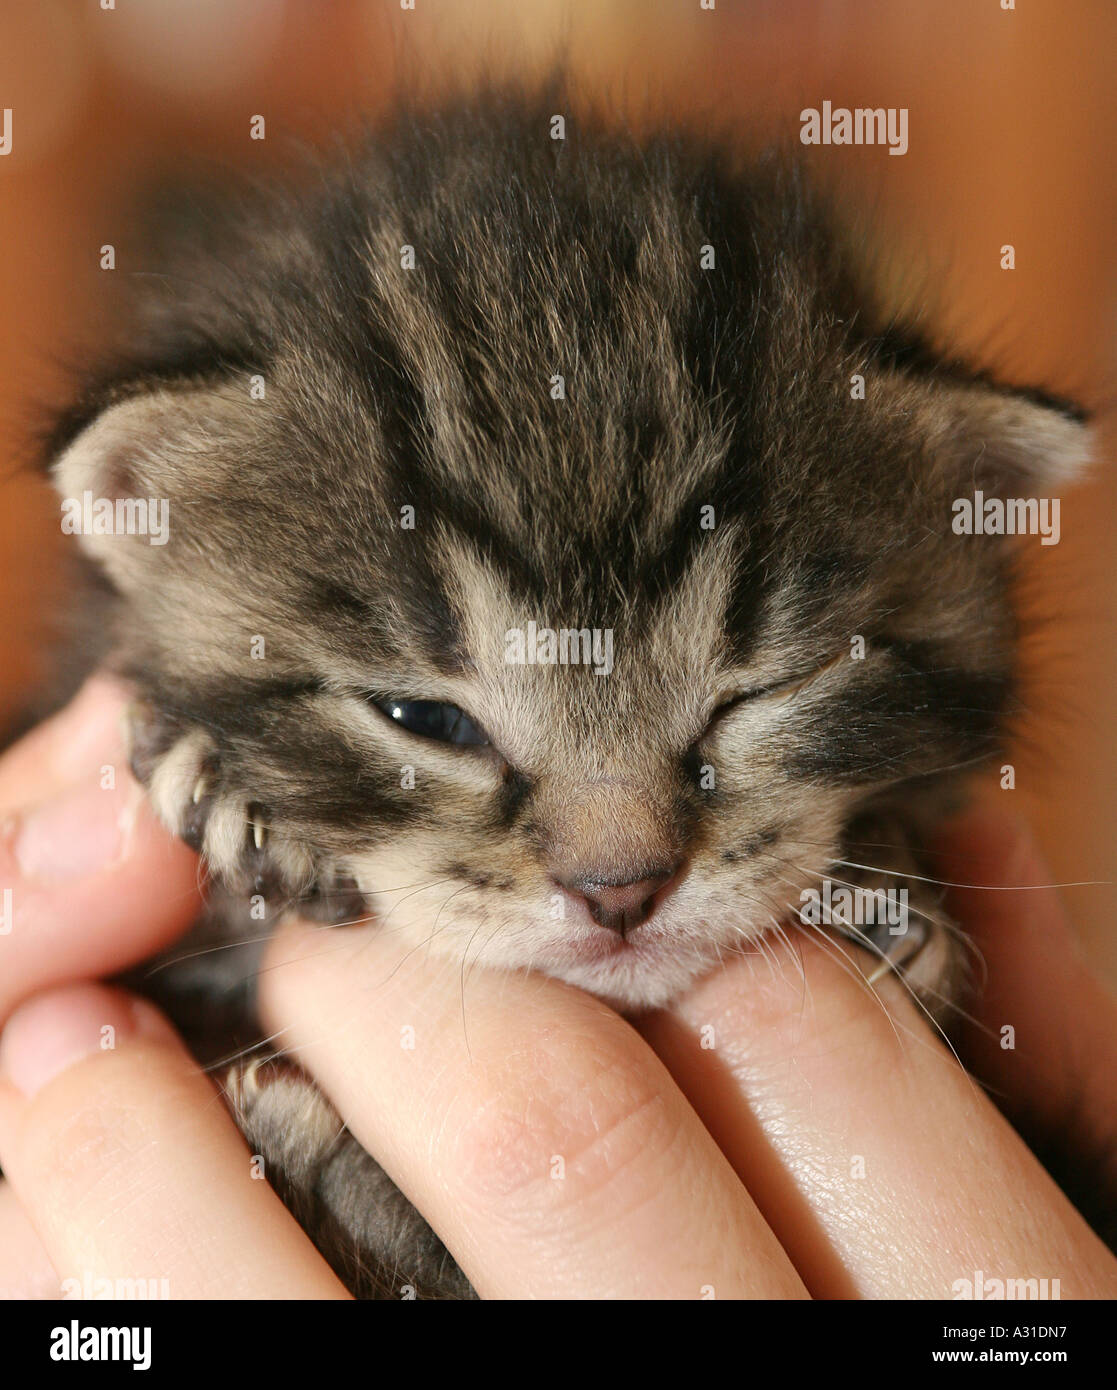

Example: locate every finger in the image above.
[0,679,203,1019]
[639,931,1117,1299]
[0,982,348,1299]
[259,918,808,1300]
[0,677,130,813]
[935,803,1117,1144]
[0,1181,58,1299]
[935,802,1117,1243]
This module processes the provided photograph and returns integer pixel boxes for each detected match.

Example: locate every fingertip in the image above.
[931,800,1036,888]
[0,982,179,1100]
[0,674,134,812]
[0,790,204,1020]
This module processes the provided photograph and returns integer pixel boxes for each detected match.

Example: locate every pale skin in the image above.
[0,679,1114,1299]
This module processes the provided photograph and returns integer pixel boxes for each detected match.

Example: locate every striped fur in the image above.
[45,88,1091,1295]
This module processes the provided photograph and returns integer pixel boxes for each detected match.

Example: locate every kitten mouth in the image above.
[546,922,665,968]
[553,932,628,965]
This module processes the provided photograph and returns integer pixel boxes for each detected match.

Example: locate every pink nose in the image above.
[556,865,680,935]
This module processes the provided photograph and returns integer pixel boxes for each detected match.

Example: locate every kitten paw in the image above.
[225,1054,345,1189]
[225,1053,474,1300]
[828,812,968,1022]
[124,700,315,898]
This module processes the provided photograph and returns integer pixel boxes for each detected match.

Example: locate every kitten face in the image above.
[51,94,1088,1008]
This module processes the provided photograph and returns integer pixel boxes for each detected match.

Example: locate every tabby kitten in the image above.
[44,88,1088,1297]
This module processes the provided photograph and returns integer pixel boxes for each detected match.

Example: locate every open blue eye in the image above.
[372,698,490,747]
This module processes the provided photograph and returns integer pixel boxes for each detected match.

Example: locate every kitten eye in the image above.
[717,652,846,714]
[371,698,490,747]
[737,672,813,703]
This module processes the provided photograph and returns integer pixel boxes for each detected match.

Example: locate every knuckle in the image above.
[14,1049,186,1214]
[442,1034,677,1215]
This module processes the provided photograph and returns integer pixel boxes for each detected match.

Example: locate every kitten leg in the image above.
[224,1055,476,1300]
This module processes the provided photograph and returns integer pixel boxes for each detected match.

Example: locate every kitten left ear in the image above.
[52,386,239,586]
[925,384,1093,494]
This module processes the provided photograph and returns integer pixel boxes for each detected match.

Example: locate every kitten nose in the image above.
[558,864,680,935]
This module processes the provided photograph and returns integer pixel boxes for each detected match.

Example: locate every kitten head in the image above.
[49,94,1089,1007]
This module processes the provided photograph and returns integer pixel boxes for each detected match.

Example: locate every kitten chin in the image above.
[38,81,1092,1296]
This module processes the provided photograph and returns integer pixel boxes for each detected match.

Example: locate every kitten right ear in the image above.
[916,381,1093,496]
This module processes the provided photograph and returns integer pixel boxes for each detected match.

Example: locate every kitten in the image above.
[40,86,1090,1297]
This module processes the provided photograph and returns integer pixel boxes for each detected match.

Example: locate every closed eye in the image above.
[370,697,490,747]
[712,651,847,719]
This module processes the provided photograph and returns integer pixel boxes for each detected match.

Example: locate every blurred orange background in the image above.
[1,1,1114,973]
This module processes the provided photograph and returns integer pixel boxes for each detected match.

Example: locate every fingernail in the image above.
[1002,818,1046,888]
[11,774,143,884]
[0,984,173,1098]
[934,804,1038,886]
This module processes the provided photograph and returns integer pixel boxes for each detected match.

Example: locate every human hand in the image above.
[0,679,345,1298]
[1,680,1114,1299]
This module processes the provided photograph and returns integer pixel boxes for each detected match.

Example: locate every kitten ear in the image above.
[52,388,233,585]
[923,383,1093,495]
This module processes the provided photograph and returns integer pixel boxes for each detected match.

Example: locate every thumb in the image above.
[0,677,203,1020]
[935,802,1117,1242]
